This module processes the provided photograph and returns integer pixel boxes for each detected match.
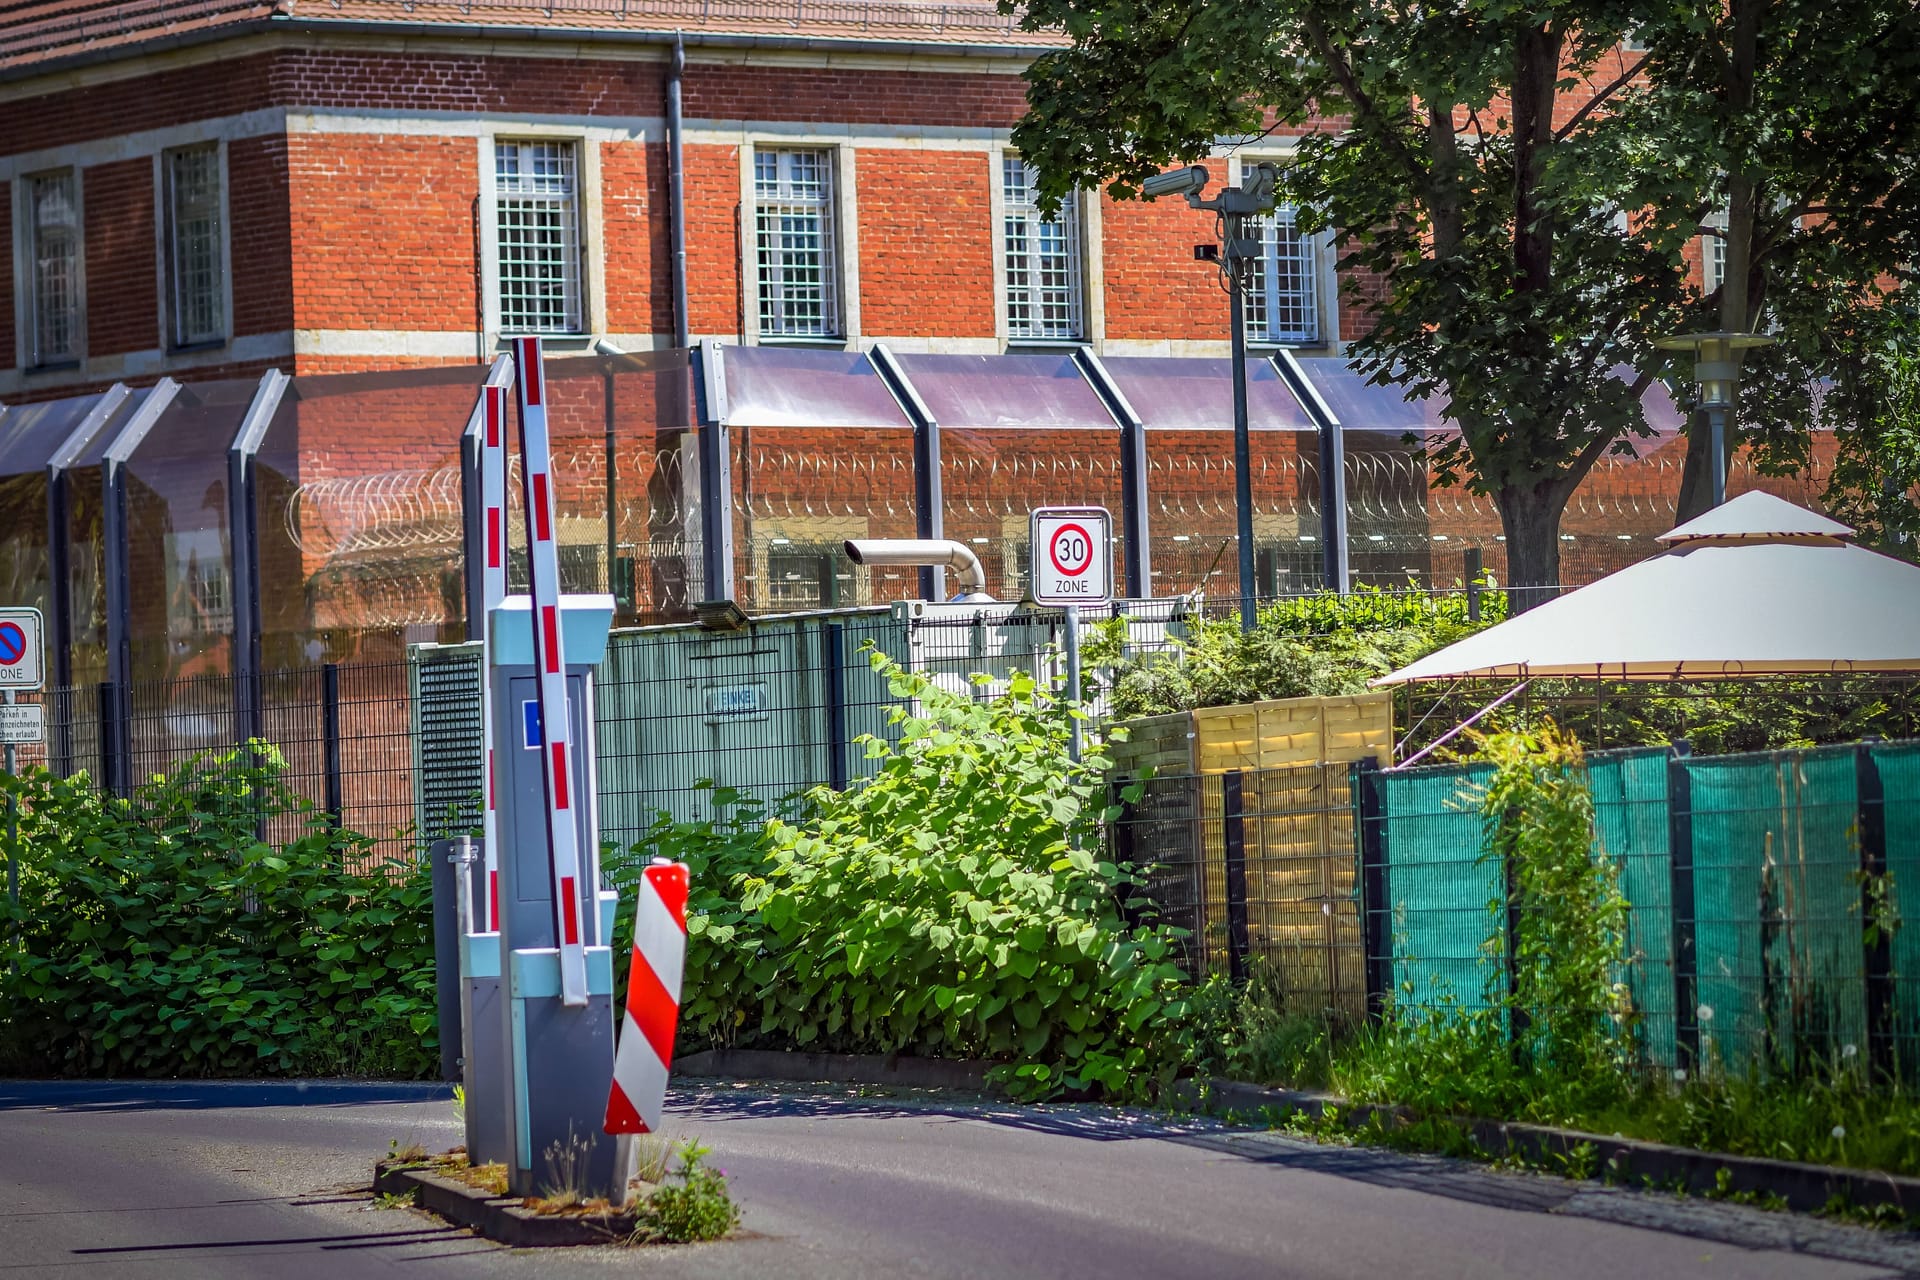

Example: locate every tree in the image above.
[1008,0,1919,598]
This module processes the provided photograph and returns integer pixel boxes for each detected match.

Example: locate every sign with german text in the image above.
[1029,508,1113,607]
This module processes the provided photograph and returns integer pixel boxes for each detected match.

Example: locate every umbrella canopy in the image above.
[1377,491,1920,683]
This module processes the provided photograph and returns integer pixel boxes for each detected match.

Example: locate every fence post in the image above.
[1504,830,1529,1048]
[96,680,122,798]
[1667,741,1700,1071]
[1222,769,1250,983]
[824,622,848,791]
[1465,547,1483,622]
[1354,757,1390,1021]
[322,663,343,828]
[1857,742,1893,1077]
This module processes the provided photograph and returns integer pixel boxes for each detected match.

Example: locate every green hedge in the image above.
[0,746,437,1078]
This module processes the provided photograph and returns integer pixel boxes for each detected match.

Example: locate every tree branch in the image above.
[1553,52,1652,142]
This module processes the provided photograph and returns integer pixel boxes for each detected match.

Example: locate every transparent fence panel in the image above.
[1106,356,1318,602]
[732,426,920,612]
[124,379,256,685]
[0,392,107,668]
[258,364,486,666]
[540,352,698,626]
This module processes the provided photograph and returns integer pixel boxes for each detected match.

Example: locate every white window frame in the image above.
[18,167,83,369]
[492,137,588,336]
[161,143,228,350]
[1701,204,1729,296]
[1244,203,1322,346]
[752,147,842,340]
[1000,155,1086,343]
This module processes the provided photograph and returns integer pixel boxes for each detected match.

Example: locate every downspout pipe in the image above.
[668,35,691,350]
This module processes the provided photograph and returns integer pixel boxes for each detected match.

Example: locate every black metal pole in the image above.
[824,622,848,792]
[1667,742,1700,1071]
[1229,263,1256,631]
[322,662,343,829]
[1465,546,1483,622]
[1222,769,1251,981]
[1354,758,1390,1021]
[1858,743,1893,1076]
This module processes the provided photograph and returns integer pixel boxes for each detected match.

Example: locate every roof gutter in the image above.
[0,14,1049,86]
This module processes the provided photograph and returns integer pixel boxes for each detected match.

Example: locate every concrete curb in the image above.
[373,1160,640,1247]
[674,1048,1001,1095]
[1182,1078,1920,1217]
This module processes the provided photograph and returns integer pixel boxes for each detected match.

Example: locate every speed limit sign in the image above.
[1029,507,1112,606]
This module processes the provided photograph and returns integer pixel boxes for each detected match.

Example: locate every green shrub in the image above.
[634,1141,740,1243]
[0,745,436,1078]
[633,651,1192,1100]
[1094,585,1503,720]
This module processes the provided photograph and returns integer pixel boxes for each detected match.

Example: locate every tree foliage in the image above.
[1009,0,1920,586]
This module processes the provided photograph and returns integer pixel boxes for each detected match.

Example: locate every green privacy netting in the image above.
[1366,739,1918,1078]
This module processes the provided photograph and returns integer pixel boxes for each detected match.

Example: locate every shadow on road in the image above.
[0,1080,454,1114]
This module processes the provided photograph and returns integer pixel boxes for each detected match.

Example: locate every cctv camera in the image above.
[1141,165,1211,199]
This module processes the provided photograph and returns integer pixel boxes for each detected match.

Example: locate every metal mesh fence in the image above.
[1344,740,1920,1079]
[1111,763,1365,1019]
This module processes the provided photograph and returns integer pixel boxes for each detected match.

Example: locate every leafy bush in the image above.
[1093,586,1503,719]
[0,745,437,1078]
[634,1141,740,1243]
[629,652,1192,1100]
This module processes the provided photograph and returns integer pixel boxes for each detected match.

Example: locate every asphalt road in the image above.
[2,1078,1918,1279]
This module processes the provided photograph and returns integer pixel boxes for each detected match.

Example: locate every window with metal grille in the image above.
[1002,157,1083,340]
[754,149,839,338]
[495,139,585,334]
[1702,205,1728,295]
[1245,205,1320,345]
[165,146,225,347]
[24,169,79,366]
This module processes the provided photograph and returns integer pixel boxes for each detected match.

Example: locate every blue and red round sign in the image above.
[0,622,25,667]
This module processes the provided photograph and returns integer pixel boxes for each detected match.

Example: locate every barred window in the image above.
[1002,157,1082,341]
[24,170,79,366]
[495,139,585,335]
[1702,205,1728,296]
[754,149,839,338]
[165,146,225,348]
[1245,205,1320,345]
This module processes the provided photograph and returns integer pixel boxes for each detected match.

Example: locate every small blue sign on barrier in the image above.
[521,699,543,750]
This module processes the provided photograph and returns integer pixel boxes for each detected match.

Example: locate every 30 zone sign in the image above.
[1029,507,1113,607]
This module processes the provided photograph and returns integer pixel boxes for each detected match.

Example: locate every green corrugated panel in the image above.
[1380,763,1499,1014]
[1685,746,1865,1072]
[1588,749,1676,1068]
[1872,742,1920,1071]
[414,650,484,846]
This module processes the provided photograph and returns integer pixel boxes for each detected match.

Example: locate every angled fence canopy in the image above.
[1377,490,1920,682]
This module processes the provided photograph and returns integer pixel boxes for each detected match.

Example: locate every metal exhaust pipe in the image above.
[842,538,992,601]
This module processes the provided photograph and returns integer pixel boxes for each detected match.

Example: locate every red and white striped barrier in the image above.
[479,378,510,932]
[510,335,590,1006]
[605,859,689,1135]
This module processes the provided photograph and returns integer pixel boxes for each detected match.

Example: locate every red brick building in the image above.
[0,0,1828,685]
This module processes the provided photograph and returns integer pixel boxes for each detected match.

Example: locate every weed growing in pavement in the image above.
[372,1189,418,1210]
[631,1141,740,1244]
[387,1139,429,1164]
[631,1132,674,1184]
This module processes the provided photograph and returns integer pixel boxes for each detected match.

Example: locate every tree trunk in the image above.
[1496,482,1571,613]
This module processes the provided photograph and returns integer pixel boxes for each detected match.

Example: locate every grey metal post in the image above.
[695,340,736,603]
[1274,349,1349,594]
[870,343,944,599]
[101,380,180,771]
[228,370,289,744]
[1229,266,1256,630]
[4,690,14,973]
[1465,546,1484,621]
[667,36,691,351]
[1075,348,1150,599]
[1707,403,1728,508]
[47,386,131,774]
[1064,604,1082,762]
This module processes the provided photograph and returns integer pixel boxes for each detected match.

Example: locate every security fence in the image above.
[1113,740,1920,1079]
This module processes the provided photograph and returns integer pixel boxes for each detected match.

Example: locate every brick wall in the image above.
[682,65,1024,129]
[286,133,476,332]
[0,180,13,370]
[682,142,742,338]
[230,134,294,338]
[859,150,995,339]
[1100,160,1230,344]
[81,157,158,356]
[600,140,673,338]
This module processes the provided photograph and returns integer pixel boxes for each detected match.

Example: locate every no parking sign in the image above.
[0,608,43,690]
[1029,507,1112,607]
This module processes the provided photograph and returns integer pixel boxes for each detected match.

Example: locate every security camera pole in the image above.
[1142,163,1278,631]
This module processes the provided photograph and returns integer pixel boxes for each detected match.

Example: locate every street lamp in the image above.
[1652,330,1774,507]
[1144,162,1278,631]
